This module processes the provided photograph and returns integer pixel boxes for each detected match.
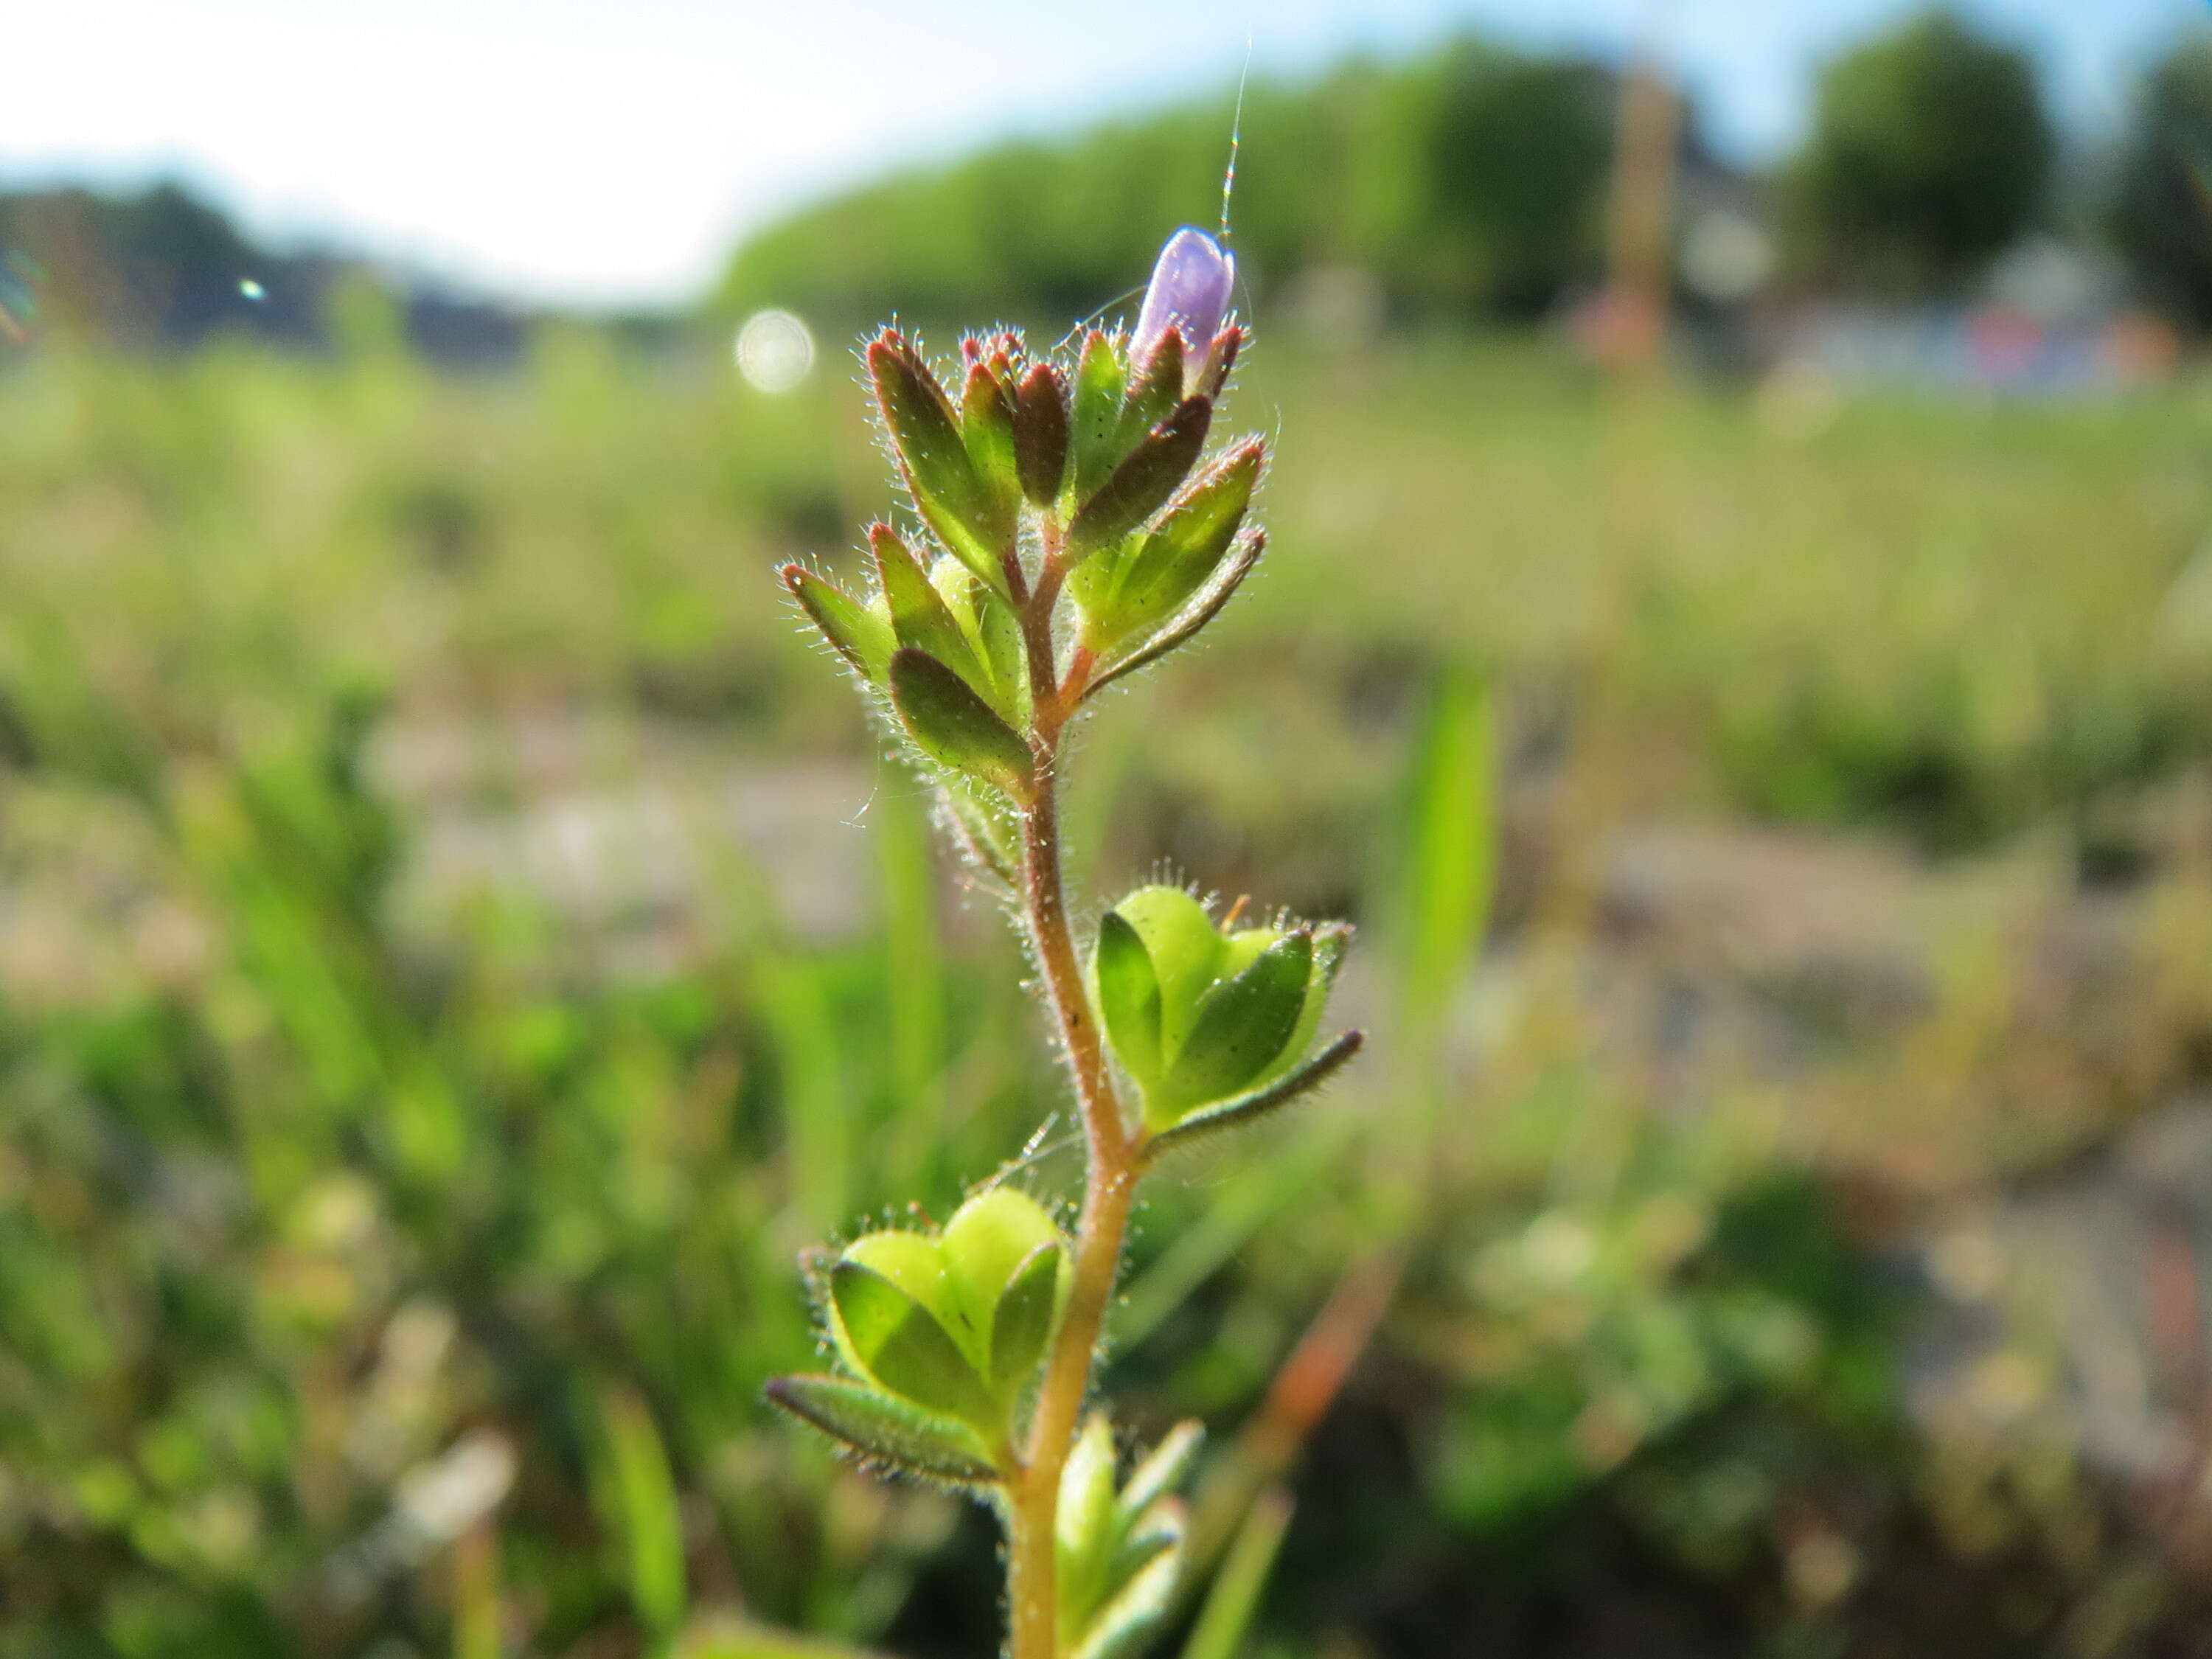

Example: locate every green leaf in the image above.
[888,648,1036,800]
[940,1186,1061,1346]
[1118,329,1185,451]
[829,1259,996,1424]
[838,1229,950,1323]
[1256,925,1350,1096]
[871,525,989,691]
[1093,910,1164,1088]
[1144,1031,1363,1163]
[1104,442,1263,641]
[595,1384,688,1638]
[989,1242,1063,1394]
[1071,1547,1181,1659]
[925,555,1027,724]
[962,360,1021,529]
[1084,529,1265,703]
[1110,886,1225,1058]
[764,1375,1002,1486]
[1013,361,1070,506]
[780,564,892,681]
[1108,1497,1186,1588]
[1069,397,1214,557]
[1068,330,1129,502]
[867,333,1009,591]
[1058,1413,1120,1631]
[1391,667,1496,1057]
[940,777,1019,883]
[1117,1420,1204,1525]
[1161,932,1314,1116]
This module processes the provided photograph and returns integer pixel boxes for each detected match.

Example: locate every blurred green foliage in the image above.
[2112,34,2212,333]
[1782,10,2053,298]
[1,329,2210,1654]
[716,38,1619,330]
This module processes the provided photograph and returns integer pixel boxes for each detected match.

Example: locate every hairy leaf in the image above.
[765,1375,1002,1486]
[781,564,893,681]
[888,648,1035,800]
[1068,397,1213,557]
[1161,932,1314,1115]
[1144,1030,1364,1162]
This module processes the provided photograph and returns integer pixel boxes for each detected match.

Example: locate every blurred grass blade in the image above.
[1180,1487,1294,1659]
[878,780,948,1180]
[757,958,849,1232]
[594,1384,689,1639]
[1116,1119,1351,1349]
[451,1522,503,1659]
[1390,666,1496,1059]
[1180,1253,1402,1609]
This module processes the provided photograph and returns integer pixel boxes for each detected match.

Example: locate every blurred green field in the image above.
[5,326,2212,1656]
[7,324,2208,847]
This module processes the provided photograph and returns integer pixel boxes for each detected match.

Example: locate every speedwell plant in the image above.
[767,228,1362,1659]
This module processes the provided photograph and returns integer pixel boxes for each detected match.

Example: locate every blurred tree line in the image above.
[714,39,1629,329]
[717,9,2212,335]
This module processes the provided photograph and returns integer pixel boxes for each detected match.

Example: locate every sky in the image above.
[4,0,2204,307]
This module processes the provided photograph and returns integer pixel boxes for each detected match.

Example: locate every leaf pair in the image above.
[768,1188,1069,1481]
[1090,886,1353,1137]
[782,522,1036,801]
[1057,1416,1204,1659]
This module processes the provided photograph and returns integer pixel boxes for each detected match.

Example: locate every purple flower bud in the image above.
[1131,227,1235,372]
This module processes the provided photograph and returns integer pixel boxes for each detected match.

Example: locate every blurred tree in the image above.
[2111,35,2212,331]
[1416,44,1615,317]
[1784,10,2053,298]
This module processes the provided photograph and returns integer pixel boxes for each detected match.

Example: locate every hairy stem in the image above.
[1004,560,1138,1659]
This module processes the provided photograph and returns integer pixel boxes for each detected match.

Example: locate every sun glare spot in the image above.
[734,309,814,393]
[237,278,266,302]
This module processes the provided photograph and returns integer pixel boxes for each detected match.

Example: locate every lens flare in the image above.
[734,309,814,393]
[238,278,266,302]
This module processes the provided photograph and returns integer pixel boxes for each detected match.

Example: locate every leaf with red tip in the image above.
[962,361,1021,528]
[867,335,1009,591]
[781,565,892,681]
[1013,361,1071,507]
